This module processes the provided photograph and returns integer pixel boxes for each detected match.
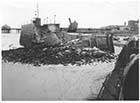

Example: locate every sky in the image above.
[0,0,139,28]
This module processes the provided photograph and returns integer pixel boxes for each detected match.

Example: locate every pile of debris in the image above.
[2,44,116,66]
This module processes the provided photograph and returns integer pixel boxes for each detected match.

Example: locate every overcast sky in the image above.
[0,0,139,28]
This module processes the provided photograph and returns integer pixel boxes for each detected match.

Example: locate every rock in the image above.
[76,48,82,54]
[65,50,71,53]
[42,48,48,51]
[2,44,115,66]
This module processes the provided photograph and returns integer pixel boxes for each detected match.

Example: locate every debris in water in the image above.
[2,44,116,66]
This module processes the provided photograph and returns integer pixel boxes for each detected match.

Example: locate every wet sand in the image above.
[2,62,115,100]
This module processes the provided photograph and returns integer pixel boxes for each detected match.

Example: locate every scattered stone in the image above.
[2,44,116,66]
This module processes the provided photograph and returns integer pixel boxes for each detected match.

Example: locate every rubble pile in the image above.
[2,44,116,66]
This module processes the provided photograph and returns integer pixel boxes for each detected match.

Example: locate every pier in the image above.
[11,28,21,33]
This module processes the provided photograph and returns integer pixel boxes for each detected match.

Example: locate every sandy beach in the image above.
[2,61,115,100]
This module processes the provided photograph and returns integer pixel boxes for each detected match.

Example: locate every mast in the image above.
[46,17,48,24]
[37,3,39,18]
[35,3,39,18]
[34,3,41,26]
[54,15,56,24]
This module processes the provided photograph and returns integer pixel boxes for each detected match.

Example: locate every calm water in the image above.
[2,31,23,50]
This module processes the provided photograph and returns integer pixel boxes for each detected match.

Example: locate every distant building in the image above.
[1,24,11,33]
[118,25,129,31]
[128,20,139,32]
[100,19,139,34]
